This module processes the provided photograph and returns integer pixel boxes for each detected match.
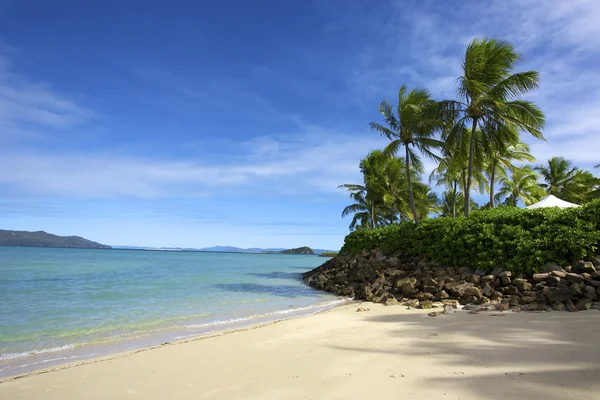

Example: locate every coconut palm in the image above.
[370,86,442,223]
[485,134,535,208]
[338,184,382,230]
[440,38,545,217]
[495,166,545,207]
[535,157,579,201]
[439,190,479,217]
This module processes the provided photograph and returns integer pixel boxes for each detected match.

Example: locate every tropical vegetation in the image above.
[340,37,600,230]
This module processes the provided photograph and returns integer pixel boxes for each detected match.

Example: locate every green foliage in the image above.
[319,251,339,257]
[340,200,600,274]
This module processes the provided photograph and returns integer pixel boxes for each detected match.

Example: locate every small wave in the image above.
[184,298,350,330]
[0,343,77,361]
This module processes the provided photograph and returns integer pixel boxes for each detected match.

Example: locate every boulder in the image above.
[565,299,578,312]
[481,275,495,282]
[542,263,563,273]
[416,292,434,302]
[575,261,596,274]
[546,276,562,286]
[533,273,550,282]
[551,270,567,278]
[591,256,600,267]
[552,302,567,311]
[420,300,434,309]
[519,295,536,304]
[385,297,399,306]
[565,273,585,284]
[544,287,572,303]
[514,279,532,292]
[585,285,598,300]
[490,267,505,277]
[433,290,450,301]
[576,298,593,311]
[482,282,494,297]
[403,299,420,307]
[447,282,474,298]
[464,286,482,299]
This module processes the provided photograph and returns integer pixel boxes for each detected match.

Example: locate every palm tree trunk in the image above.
[452,180,457,218]
[405,145,419,223]
[465,118,478,217]
[489,160,497,208]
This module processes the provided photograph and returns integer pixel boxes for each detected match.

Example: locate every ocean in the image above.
[0,247,343,378]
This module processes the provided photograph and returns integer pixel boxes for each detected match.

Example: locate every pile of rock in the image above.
[302,249,600,312]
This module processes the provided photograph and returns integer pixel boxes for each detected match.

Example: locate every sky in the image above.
[1,0,599,249]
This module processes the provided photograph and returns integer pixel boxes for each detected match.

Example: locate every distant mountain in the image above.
[112,245,336,255]
[280,246,315,255]
[0,230,111,249]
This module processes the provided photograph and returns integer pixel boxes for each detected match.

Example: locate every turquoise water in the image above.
[0,247,340,377]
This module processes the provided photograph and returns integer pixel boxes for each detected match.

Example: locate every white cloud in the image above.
[0,49,93,137]
[0,132,387,198]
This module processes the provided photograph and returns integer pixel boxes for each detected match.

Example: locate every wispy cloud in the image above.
[0,131,386,198]
[0,46,94,140]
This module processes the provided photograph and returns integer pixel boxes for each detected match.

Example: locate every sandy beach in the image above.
[2,303,600,400]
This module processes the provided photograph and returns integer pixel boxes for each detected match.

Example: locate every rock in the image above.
[433,290,450,301]
[570,283,583,297]
[500,276,512,286]
[565,273,585,284]
[416,292,434,302]
[524,302,538,311]
[420,301,434,309]
[490,291,503,301]
[448,282,475,298]
[591,257,600,267]
[428,311,440,317]
[356,307,368,312]
[514,279,532,292]
[542,263,563,273]
[544,286,572,303]
[533,273,550,282]
[546,276,562,286]
[482,282,493,297]
[490,268,505,277]
[576,261,596,274]
[499,285,520,296]
[576,298,593,311]
[519,295,536,304]
[552,302,567,311]
[565,299,578,312]
[481,275,495,282]
[443,305,456,314]
[585,286,598,300]
[464,286,482,299]
[385,297,399,306]
[468,310,479,314]
[497,302,509,311]
[508,295,520,307]
[442,299,459,308]
[551,270,567,278]
[403,299,420,307]
[421,277,437,286]
[587,280,600,288]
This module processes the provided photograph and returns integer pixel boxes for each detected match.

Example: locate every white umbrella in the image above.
[526,195,581,209]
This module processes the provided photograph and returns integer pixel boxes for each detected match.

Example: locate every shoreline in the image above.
[0,297,351,381]
[2,302,600,399]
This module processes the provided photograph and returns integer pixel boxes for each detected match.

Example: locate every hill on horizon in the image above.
[0,230,111,249]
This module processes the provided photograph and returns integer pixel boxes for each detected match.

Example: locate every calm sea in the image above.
[0,247,342,378]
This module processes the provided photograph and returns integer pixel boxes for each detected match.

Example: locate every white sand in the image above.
[2,302,600,400]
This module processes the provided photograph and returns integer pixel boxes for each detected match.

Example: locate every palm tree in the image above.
[440,38,545,217]
[338,184,381,230]
[495,166,545,207]
[439,190,479,217]
[535,157,578,201]
[370,85,442,223]
[485,135,535,208]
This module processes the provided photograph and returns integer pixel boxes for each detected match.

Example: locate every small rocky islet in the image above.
[303,249,600,313]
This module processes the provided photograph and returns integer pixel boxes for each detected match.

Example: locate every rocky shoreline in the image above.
[303,249,600,312]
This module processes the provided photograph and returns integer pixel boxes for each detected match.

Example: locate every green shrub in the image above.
[340,199,600,274]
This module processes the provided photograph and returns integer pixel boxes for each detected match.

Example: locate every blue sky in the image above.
[1,0,599,249]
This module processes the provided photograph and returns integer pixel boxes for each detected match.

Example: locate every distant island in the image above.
[113,245,335,255]
[279,246,315,255]
[0,229,111,249]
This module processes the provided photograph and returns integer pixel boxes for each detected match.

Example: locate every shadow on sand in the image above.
[329,311,600,399]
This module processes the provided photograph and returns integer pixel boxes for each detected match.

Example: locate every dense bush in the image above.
[340,199,600,274]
